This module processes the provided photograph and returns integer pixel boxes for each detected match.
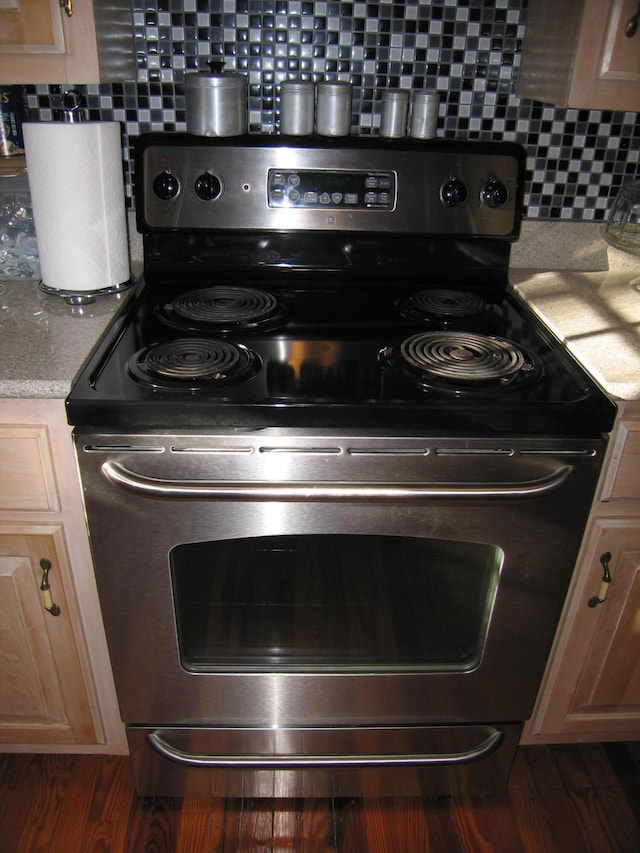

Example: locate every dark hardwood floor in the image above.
[1,743,639,852]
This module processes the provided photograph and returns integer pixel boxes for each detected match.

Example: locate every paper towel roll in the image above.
[23,121,131,297]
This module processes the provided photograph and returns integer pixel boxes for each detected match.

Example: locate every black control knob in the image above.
[440,178,468,207]
[481,180,509,209]
[194,172,222,201]
[152,170,180,200]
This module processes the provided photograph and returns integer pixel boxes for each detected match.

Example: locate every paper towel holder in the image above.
[29,94,135,305]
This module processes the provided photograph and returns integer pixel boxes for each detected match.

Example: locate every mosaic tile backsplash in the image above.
[23,0,640,221]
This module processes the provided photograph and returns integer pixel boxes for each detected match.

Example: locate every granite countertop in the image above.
[0,279,132,398]
[509,222,640,402]
[511,268,640,401]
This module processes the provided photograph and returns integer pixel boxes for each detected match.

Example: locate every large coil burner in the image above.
[381,330,544,394]
[157,286,286,335]
[128,337,262,391]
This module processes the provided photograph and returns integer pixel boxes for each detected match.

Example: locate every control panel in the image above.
[138,137,525,238]
[268,169,396,210]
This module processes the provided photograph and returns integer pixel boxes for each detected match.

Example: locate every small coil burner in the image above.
[380,331,544,394]
[396,289,502,329]
[158,286,285,334]
[128,338,262,391]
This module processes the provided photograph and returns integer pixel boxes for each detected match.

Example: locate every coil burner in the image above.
[395,289,502,329]
[158,286,285,334]
[380,331,544,395]
[128,338,262,391]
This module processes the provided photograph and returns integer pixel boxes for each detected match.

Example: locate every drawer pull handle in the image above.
[146,727,504,769]
[588,551,612,608]
[39,559,61,617]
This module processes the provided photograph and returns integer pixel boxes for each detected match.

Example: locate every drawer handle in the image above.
[588,551,612,608]
[146,727,504,769]
[39,559,61,617]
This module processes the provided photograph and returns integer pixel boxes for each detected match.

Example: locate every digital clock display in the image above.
[268,169,396,211]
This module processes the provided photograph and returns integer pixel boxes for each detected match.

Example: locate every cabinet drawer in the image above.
[0,426,59,511]
[600,420,640,502]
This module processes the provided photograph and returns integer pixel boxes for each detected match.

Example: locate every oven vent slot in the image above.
[171,446,254,454]
[83,445,165,453]
[435,448,514,456]
[258,447,342,455]
[347,448,428,456]
[519,449,597,457]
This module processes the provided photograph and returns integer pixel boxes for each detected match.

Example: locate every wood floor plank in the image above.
[271,797,328,853]
[45,756,101,853]
[14,755,75,853]
[0,754,44,853]
[237,797,275,851]
[175,795,215,852]
[122,795,181,852]
[334,796,430,853]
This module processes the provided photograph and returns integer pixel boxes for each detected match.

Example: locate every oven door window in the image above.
[170,535,502,673]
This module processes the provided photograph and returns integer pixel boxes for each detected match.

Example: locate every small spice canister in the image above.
[380,90,410,139]
[409,90,440,140]
[280,81,315,136]
[315,82,352,137]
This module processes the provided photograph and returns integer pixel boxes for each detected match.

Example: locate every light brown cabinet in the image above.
[518,0,640,111]
[0,0,135,84]
[0,398,126,753]
[522,404,640,743]
[0,0,100,84]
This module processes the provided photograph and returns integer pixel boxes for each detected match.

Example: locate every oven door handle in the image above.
[101,460,574,500]
[146,727,504,768]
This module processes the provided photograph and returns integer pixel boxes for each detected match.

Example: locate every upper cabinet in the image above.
[0,0,135,85]
[518,0,640,111]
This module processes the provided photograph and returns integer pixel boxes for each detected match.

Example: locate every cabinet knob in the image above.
[587,551,612,608]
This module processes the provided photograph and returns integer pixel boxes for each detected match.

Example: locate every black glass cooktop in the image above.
[66,277,616,436]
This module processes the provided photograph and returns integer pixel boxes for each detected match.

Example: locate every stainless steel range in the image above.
[67,134,616,798]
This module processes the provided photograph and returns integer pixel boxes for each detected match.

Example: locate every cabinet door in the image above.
[0,0,99,84]
[0,526,99,745]
[523,519,640,741]
[519,0,640,111]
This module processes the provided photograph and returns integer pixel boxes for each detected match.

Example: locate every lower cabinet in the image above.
[0,399,126,753]
[0,527,97,745]
[523,406,640,743]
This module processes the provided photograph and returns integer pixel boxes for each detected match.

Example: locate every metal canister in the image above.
[380,90,410,139]
[184,72,248,137]
[409,90,440,140]
[315,82,352,137]
[279,81,315,136]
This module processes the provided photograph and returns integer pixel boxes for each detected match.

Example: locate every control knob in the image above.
[440,178,468,207]
[152,170,180,201]
[481,179,509,209]
[194,171,222,202]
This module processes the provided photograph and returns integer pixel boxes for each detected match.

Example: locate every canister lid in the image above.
[184,72,248,91]
[381,89,410,102]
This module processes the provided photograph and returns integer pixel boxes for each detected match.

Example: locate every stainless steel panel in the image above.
[126,724,522,797]
[140,144,521,235]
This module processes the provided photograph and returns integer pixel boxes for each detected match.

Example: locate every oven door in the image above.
[77,431,604,733]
